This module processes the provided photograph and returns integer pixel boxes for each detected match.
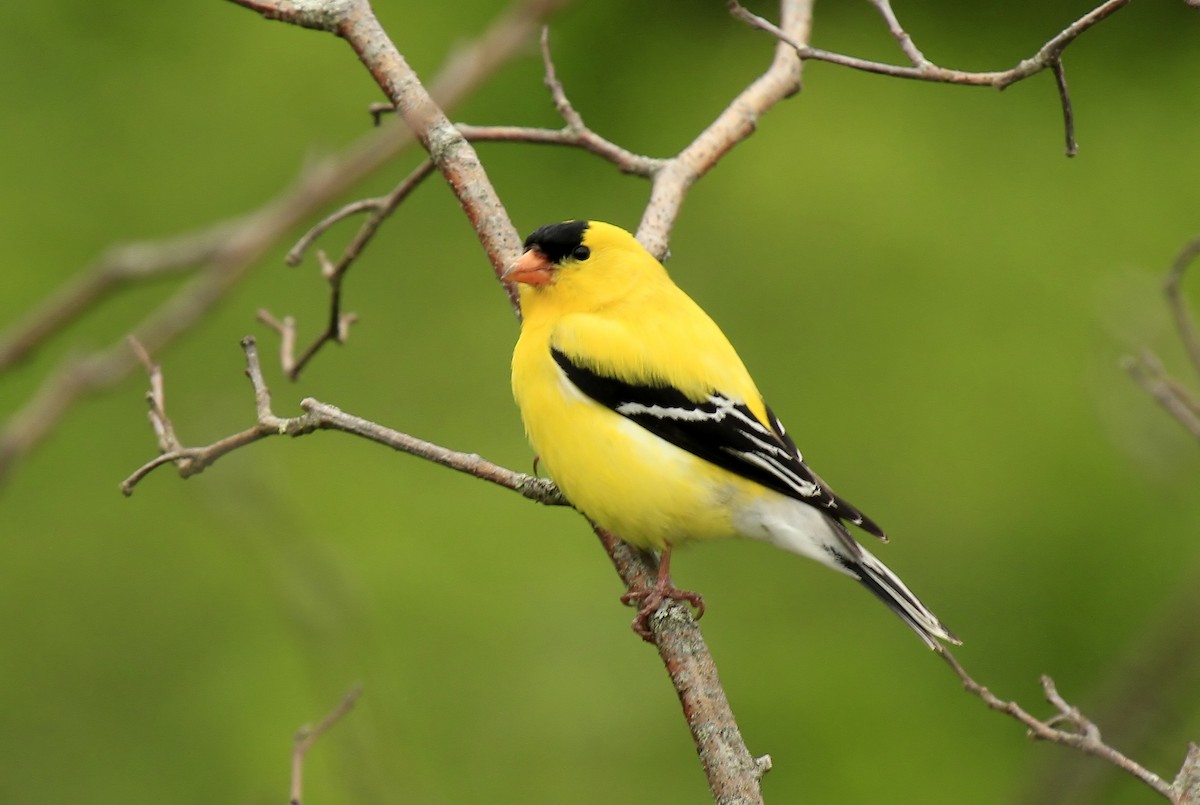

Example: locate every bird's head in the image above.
[505,220,666,315]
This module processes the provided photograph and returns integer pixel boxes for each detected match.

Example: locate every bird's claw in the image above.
[620,583,705,642]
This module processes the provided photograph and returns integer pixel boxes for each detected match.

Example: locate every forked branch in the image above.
[121,337,566,507]
[1125,236,1200,440]
[730,0,1134,157]
[937,648,1193,801]
[290,685,363,805]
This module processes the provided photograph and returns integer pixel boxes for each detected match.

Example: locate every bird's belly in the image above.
[529,403,745,550]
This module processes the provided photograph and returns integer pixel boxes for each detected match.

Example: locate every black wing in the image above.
[552,348,885,538]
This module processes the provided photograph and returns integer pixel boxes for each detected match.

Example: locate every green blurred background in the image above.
[2,2,1199,803]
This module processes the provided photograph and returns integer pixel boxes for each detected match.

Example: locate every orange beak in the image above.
[504,248,555,286]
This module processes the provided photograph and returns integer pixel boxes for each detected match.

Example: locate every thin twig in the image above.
[121,337,568,506]
[286,199,383,266]
[935,647,1175,800]
[457,124,662,175]
[729,0,1130,156]
[1164,236,1200,380]
[636,0,809,259]
[1022,559,1200,804]
[126,336,183,457]
[1123,351,1200,441]
[867,0,930,67]
[262,161,436,378]
[1051,59,1077,157]
[290,684,364,805]
[256,309,298,377]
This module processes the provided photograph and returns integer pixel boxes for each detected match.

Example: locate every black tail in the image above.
[842,549,960,650]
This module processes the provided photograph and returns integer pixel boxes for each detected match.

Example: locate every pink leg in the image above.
[619,545,705,641]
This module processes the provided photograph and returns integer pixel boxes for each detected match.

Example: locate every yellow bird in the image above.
[507,220,957,648]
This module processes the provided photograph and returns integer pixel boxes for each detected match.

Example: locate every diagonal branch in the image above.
[730,0,1128,87]
[1125,236,1200,441]
[1164,236,1200,381]
[1123,351,1200,440]
[260,160,437,378]
[122,336,566,507]
[867,0,930,68]
[290,684,364,805]
[936,647,1177,801]
[636,0,809,259]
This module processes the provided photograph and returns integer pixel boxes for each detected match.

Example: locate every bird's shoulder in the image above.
[547,284,763,408]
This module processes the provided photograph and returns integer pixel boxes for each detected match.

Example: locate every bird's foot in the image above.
[620,580,705,642]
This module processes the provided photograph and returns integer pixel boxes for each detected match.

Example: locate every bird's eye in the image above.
[572,246,590,261]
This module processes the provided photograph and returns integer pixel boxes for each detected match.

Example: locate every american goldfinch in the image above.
[507,220,958,648]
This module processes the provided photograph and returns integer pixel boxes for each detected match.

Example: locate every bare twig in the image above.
[867,0,930,68]
[290,684,364,805]
[1125,237,1200,440]
[261,160,435,378]
[635,0,808,259]
[122,337,567,506]
[729,0,1130,156]
[1050,59,1077,157]
[1023,559,1200,804]
[456,123,663,176]
[1123,352,1200,439]
[936,647,1176,800]
[1164,236,1200,380]
[126,336,184,458]
[529,28,666,176]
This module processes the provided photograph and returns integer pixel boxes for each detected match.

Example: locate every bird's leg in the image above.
[619,545,705,641]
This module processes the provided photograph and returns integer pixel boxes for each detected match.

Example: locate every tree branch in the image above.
[729,0,1130,157]
[936,647,1180,801]
[635,0,808,259]
[261,160,436,379]
[1123,351,1200,440]
[593,526,772,802]
[290,684,363,805]
[121,337,566,507]
[1125,236,1200,441]
[1164,236,1200,381]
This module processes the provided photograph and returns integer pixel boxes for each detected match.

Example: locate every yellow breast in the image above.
[512,319,759,549]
